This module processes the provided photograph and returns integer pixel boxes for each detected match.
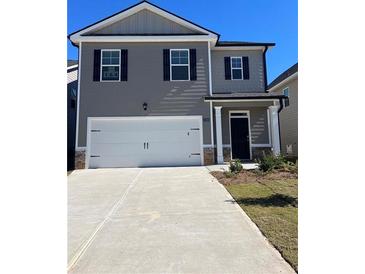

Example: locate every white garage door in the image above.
[86,116,203,168]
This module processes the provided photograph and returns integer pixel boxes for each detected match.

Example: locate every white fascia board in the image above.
[67,64,78,70]
[72,35,216,44]
[267,72,298,91]
[204,99,281,103]
[212,46,267,51]
[69,2,218,43]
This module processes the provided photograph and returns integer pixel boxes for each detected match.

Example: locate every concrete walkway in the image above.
[68,167,294,274]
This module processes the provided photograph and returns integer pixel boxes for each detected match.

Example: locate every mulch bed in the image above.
[211,169,298,186]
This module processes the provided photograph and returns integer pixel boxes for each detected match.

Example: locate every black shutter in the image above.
[93,49,101,81]
[163,49,170,81]
[242,56,250,80]
[224,57,231,80]
[189,49,197,81]
[120,49,128,81]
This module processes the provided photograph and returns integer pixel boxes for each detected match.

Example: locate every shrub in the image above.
[229,160,243,174]
[257,154,287,172]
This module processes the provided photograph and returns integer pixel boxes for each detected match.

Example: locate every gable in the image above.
[69,1,219,45]
[86,9,204,35]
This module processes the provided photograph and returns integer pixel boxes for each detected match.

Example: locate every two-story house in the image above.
[68,1,286,169]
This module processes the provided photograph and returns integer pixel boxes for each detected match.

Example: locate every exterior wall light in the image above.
[143,102,148,111]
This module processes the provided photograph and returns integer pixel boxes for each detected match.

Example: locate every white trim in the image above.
[203,144,231,148]
[75,147,86,152]
[100,49,121,82]
[209,101,214,146]
[71,35,215,44]
[214,106,224,164]
[75,42,82,150]
[282,86,290,96]
[207,41,213,96]
[267,108,272,146]
[85,116,204,168]
[170,49,190,81]
[69,2,218,44]
[230,57,243,80]
[67,64,78,70]
[251,144,271,148]
[204,99,281,103]
[267,72,298,91]
[85,118,91,168]
[268,106,281,155]
[228,110,252,160]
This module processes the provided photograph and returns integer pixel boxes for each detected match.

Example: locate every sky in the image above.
[68,0,297,83]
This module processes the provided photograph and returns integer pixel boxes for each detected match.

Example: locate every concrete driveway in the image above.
[68,167,294,274]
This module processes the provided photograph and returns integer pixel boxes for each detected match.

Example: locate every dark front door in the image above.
[230,117,250,160]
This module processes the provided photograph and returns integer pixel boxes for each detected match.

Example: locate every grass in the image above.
[213,172,298,271]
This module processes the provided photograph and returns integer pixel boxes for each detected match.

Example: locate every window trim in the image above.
[170,49,190,81]
[282,87,290,97]
[100,49,121,82]
[283,87,290,107]
[231,56,243,80]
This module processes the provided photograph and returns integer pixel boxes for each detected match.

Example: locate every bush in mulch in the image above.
[257,153,298,174]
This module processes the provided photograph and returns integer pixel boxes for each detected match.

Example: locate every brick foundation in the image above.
[75,150,86,169]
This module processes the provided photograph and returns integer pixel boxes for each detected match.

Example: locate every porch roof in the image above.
[204,93,287,101]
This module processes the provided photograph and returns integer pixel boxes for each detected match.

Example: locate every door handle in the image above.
[144,142,146,149]
[147,142,149,149]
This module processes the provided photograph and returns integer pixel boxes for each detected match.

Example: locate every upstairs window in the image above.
[170,49,190,81]
[101,50,120,81]
[231,57,243,80]
[283,87,290,107]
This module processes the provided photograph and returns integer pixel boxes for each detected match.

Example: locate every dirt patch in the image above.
[211,169,298,186]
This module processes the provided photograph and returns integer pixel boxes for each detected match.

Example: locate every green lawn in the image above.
[225,178,298,271]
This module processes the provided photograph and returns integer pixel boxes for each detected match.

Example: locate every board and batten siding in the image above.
[77,41,211,147]
[211,50,265,93]
[87,9,201,35]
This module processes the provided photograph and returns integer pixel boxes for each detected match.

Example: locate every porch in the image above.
[204,93,286,164]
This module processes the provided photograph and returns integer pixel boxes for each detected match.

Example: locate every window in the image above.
[283,87,290,107]
[231,57,243,80]
[170,49,189,81]
[101,50,120,81]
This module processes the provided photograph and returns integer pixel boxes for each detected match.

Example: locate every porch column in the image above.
[269,105,281,155]
[214,106,224,164]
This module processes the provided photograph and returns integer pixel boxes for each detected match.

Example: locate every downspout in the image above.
[263,46,268,92]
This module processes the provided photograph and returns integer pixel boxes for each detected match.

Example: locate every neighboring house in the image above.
[268,63,298,157]
[67,62,78,170]
[68,1,287,169]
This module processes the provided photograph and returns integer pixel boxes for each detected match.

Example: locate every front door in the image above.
[230,112,251,160]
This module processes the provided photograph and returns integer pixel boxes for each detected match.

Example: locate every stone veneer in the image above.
[203,147,215,165]
[251,147,272,160]
[75,150,86,169]
[74,147,271,169]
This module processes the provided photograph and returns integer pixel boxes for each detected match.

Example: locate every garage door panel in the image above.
[90,143,145,156]
[88,117,203,168]
[90,132,148,144]
[91,118,200,132]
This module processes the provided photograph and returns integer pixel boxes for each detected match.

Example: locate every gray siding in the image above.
[211,50,265,93]
[213,102,272,146]
[271,77,298,156]
[78,42,211,147]
[88,10,202,35]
